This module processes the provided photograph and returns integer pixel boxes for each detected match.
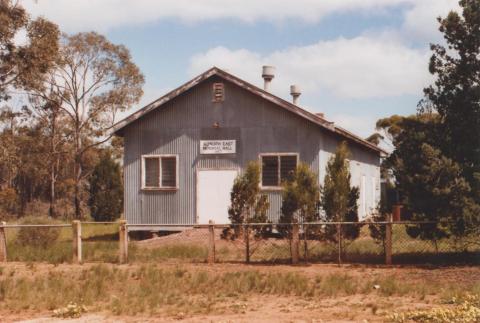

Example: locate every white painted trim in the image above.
[141,154,179,190]
[258,152,299,189]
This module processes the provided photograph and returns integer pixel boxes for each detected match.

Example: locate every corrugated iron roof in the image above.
[113,67,387,155]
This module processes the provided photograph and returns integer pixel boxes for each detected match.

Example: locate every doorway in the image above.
[197,169,237,224]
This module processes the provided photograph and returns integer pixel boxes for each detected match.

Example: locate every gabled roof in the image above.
[113,67,386,155]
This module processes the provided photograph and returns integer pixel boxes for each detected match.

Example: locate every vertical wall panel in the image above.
[122,76,380,226]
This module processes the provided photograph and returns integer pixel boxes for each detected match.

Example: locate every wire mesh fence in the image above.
[81,222,120,263]
[391,223,480,264]
[2,224,72,263]
[129,225,211,263]
[0,221,478,265]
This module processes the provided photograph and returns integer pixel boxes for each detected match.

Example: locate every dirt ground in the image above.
[1,262,479,323]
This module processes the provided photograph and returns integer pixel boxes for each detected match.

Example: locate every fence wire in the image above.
[3,225,72,263]
[81,222,119,263]
[1,221,478,265]
[130,226,211,263]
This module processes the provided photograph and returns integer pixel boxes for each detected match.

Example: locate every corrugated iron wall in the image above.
[123,75,380,225]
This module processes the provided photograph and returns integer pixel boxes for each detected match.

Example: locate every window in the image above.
[212,83,224,102]
[142,155,178,189]
[260,154,298,187]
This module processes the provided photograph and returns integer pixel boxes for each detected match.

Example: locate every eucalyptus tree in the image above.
[0,0,59,101]
[31,32,144,218]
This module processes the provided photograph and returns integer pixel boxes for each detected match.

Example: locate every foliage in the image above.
[0,4,143,220]
[378,114,480,241]
[88,153,123,221]
[224,161,270,239]
[52,302,87,319]
[377,1,480,243]
[390,293,480,323]
[320,142,361,242]
[16,216,60,248]
[29,31,144,218]
[0,0,60,101]
[0,187,17,217]
[369,161,397,248]
[421,0,480,202]
[0,105,107,219]
[365,133,384,146]
[280,163,320,223]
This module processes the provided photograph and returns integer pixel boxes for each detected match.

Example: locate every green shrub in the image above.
[88,152,123,222]
[16,216,60,248]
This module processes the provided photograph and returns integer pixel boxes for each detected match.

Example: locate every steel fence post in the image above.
[208,220,215,264]
[0,222,7,262]
[385,214,393,265]
[119,220,128,264]
[72,220,82,263]
[245,224,250,263]
[291,223,300,264]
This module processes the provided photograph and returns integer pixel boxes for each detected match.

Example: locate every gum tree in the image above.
[0,0,59,101]
[31,32,144,218]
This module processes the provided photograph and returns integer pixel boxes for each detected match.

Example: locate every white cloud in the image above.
[329,114,377,138]
[22,0,456,34]
[401,0,460,43]
[189,36,432,99]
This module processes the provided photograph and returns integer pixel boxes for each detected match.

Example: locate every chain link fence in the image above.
[0,221,478,265]
[2,224,72,263]
[127,222,480,265]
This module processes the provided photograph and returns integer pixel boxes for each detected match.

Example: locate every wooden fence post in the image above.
[72,220,82,263]
[119,220,128,264]
[291,223,299,264]
[385,213,393,265]
[0,222,7,262]
[208,220,215,264]
[392,204,402,222]
[245,224,250,263]
[337,223,342,266]
[303,224,308,263]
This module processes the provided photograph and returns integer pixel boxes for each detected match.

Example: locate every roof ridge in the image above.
[112,67,386,155]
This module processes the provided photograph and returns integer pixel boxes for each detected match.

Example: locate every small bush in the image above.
[389,293,480,322]
[52,302,87,318]
[16,216,60,248]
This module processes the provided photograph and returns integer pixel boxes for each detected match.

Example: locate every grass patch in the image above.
[4,223,120,264]
[3,223,479,265]
[0,264,477,318]
[129,244,208,262]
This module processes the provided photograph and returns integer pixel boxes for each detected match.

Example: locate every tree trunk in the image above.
[48,112,57,218]
[73,126,82,219]
[49,161,56,218]
[74,155,82,219]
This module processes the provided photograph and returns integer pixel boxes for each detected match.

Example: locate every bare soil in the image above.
[1,262,478,323]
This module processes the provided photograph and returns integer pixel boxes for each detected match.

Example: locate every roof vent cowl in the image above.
[262,65,275,91]
[290,84,301,105]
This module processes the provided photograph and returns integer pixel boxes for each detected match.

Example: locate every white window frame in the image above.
[259,153,299,190]
[141,154,179,190]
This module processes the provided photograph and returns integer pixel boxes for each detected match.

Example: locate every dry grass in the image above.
[0,263,478,320]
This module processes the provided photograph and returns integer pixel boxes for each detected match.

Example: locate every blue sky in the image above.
[24,0,460,139]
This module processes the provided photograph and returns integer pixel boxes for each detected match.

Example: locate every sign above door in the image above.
[200,140,236,154]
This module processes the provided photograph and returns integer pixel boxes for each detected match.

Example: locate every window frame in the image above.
[141,154,179,191]
[259,153,299,190]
